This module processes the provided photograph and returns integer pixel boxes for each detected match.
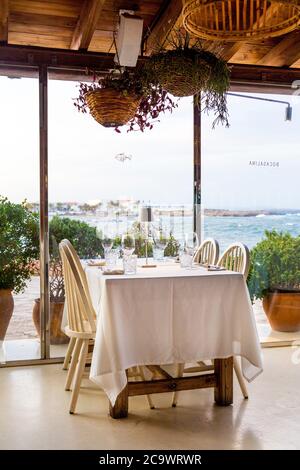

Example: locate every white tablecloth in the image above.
[87,263,263,406]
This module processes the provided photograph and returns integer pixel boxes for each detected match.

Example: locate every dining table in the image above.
[85,260,263,419]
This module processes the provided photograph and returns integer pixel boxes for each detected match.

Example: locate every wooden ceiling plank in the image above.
[257,31,300,66]
[10,0,81,18]
[221,42,244,62]
[10,12,77,28]
[0,0,9,43]
[145,0,183,54]
[70,0,106,50]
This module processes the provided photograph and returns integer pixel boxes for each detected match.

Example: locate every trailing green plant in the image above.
[74,68,177,133]
[0,197,39,294]
[247,230,300,302]
[147,29,230,127]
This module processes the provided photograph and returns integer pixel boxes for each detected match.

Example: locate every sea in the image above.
[63,211,300,252]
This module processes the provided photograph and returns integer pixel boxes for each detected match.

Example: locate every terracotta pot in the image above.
[263,292,300,332]
[32,299,69,345]
[0,289,14,341]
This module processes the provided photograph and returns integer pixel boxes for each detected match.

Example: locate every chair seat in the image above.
[65,323,96,340]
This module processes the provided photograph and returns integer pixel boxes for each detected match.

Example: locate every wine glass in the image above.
[153,229,168,261]
[121,233,135,257]
[184,232,199,256]
[101,230,114,258]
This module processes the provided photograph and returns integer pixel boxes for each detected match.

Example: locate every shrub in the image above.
[0,197,39,294]
[49,215,102,258]
[247,230,300,302]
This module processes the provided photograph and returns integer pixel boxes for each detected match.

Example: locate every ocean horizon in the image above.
[61,211,300,252]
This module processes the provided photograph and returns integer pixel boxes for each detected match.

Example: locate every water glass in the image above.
[123,254,137,275]
[105,248,119,270]
[180,252,193,269]
[153,246,164,261]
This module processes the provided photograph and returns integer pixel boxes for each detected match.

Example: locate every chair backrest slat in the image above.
[59,239,96,334]
[193,238,219,265]
[217,242,250,279]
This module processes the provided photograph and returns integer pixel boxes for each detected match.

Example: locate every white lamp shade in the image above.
[139,206,154,223]
[114,14,144,67]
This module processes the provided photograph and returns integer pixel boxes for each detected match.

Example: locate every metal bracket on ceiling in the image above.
[119,9,136,16]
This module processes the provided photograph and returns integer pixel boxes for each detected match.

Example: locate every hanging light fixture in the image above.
[182,0,300,42]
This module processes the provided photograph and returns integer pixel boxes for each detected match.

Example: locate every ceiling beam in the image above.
[70,0,105,50]
[0,45,300,94]
[145,0,182,54]
[221,42,244,62]
[257,31,300,67]
[0,0,9,43]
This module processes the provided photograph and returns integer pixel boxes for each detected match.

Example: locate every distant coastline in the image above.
[26,201,300,219]
[204,209,300,217]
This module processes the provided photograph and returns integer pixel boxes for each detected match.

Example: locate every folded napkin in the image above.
[102,269,125,275]
[207,265,226,271]
[87,260,106,267]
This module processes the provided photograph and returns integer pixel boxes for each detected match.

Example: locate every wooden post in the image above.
[214,357,233,406]
[193,93,201,243]
[109,384,129,419]
[39,64,50,359]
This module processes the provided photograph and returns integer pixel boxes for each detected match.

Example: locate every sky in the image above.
[1,75,300,210]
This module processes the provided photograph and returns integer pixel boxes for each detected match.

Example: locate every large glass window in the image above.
[48,78,193,357]
[203,92,300,345]
[0,70,40,361]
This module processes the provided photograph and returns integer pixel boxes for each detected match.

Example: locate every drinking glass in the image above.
[122,233,135,256]
[102,236,113,256]
[184,232,199,256]
[105,248,119,270]
[123,254,137,275]
[180,252,193,269]
[153,229,168,261]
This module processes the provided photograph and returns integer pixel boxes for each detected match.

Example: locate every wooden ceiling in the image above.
[1,0,300,69]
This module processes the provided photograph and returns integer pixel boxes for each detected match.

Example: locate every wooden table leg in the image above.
[214,357,233,406]
[109,384,128,419]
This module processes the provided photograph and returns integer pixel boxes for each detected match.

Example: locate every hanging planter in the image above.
[85,88,141,128]
[74,69,177,132]
[147,31,230,127]
[182,0,300,42]
[149,48,210,98]
[74,71,142,128]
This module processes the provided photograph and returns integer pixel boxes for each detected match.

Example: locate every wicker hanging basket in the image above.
[182,0,300,42]
[85,88,141,128]
[149,50,211,97]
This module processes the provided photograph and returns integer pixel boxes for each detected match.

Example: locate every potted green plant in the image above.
[147,29,230,127]
[74,68,177,132]
[248,230,300,332]
[0,196,39,341]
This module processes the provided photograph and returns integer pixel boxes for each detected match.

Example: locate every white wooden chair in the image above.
[60,239,155,411]
[193,238,219,265]
[62,239,94,372]
[59,239,97,414]
[172,242,250,407]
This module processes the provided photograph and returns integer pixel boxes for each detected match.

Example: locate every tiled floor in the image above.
[1,347,300,450]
